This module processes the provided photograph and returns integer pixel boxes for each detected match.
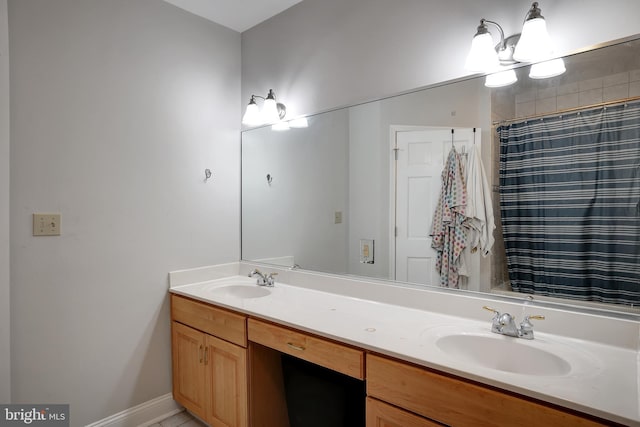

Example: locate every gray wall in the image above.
[346,79,492,283]
[242,0,640,118]
[8,0,240,425]
[242,110,349,273]
[0,0,10,404]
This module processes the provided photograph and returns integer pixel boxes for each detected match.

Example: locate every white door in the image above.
[393,127,480,288]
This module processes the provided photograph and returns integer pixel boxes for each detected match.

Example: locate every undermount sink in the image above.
[436,334,572,376]
[209,285,271,299]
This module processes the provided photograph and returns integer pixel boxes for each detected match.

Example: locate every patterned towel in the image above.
[430,148,468,288]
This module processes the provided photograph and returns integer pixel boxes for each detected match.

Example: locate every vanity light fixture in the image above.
[465,2,564,87]
[242,89,287,126]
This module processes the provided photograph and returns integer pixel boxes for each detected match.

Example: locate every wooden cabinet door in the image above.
[366,397,442,427]
[205,334,248,427]
[172,322,207,419]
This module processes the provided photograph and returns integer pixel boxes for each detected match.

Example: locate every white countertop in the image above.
[169,263,640,426]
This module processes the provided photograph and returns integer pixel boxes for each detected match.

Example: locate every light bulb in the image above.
[513,18,553,62]
[529,58,566,79]
[485,69,517,88]
[465,32,500,72]
[261,98,280,124]
[242,99,262,126]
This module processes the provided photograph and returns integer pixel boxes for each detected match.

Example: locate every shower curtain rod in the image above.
[492,95,640,126]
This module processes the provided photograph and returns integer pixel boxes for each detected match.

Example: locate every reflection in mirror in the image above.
[242,36,640,314]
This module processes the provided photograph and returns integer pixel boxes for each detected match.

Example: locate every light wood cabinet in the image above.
[366,354,609,427]
[172,293,246,346]
[247,318,364,379]
[172,321,207,417]
[171,295,248,427]
[204,334,248,427]
[366,397,441,427]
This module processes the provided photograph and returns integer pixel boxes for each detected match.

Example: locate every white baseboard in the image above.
[85,393,183,427]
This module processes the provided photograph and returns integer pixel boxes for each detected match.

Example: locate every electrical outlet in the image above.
[360,239,374,264]
[33,213,61,236]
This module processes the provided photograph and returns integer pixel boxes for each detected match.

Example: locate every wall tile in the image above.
[579,77,603,91]
[629,69,640,82]
[603,72,629,87]
[537,86,557,99]
[579,88,603,106]
[630,81,640,97]
[603,83,629,102]
[557,82,579,95]
[556,93,580,110]
[516,100,536,118]
[536,97,557,115]
[515,90,536,104]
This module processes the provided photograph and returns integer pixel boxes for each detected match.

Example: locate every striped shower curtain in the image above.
[498,101,640,306]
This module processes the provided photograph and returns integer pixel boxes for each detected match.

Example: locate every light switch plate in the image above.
[334,211,343,224]
[33,213,61,236]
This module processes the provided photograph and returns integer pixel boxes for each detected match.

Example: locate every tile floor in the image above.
[150,410,207,427]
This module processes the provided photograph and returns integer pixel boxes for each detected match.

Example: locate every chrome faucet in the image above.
[483,306,545,340]
[248,269,277,287]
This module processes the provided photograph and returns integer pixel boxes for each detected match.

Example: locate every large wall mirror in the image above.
[242,35,640,315]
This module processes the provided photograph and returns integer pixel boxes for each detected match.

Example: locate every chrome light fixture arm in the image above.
[478,19,519,66]
[478,19,505,51]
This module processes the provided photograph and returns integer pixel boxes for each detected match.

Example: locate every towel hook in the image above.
[204,168,212,182]
[451,128,455,148]
[266,174,273,185]
[473,127,476,145]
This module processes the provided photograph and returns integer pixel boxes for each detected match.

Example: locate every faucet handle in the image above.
[519,314,545,340]
[482,306,499,314]
[266,272,278,287]
[248,269,268,285]
[483,306,502,333]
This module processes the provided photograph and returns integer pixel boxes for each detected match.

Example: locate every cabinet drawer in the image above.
[248,318,364,379]
[171,294,246,347]
[366,397,442,427]
[367,354,606,427]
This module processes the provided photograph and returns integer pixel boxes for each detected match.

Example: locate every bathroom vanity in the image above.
[169,263,639,427]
